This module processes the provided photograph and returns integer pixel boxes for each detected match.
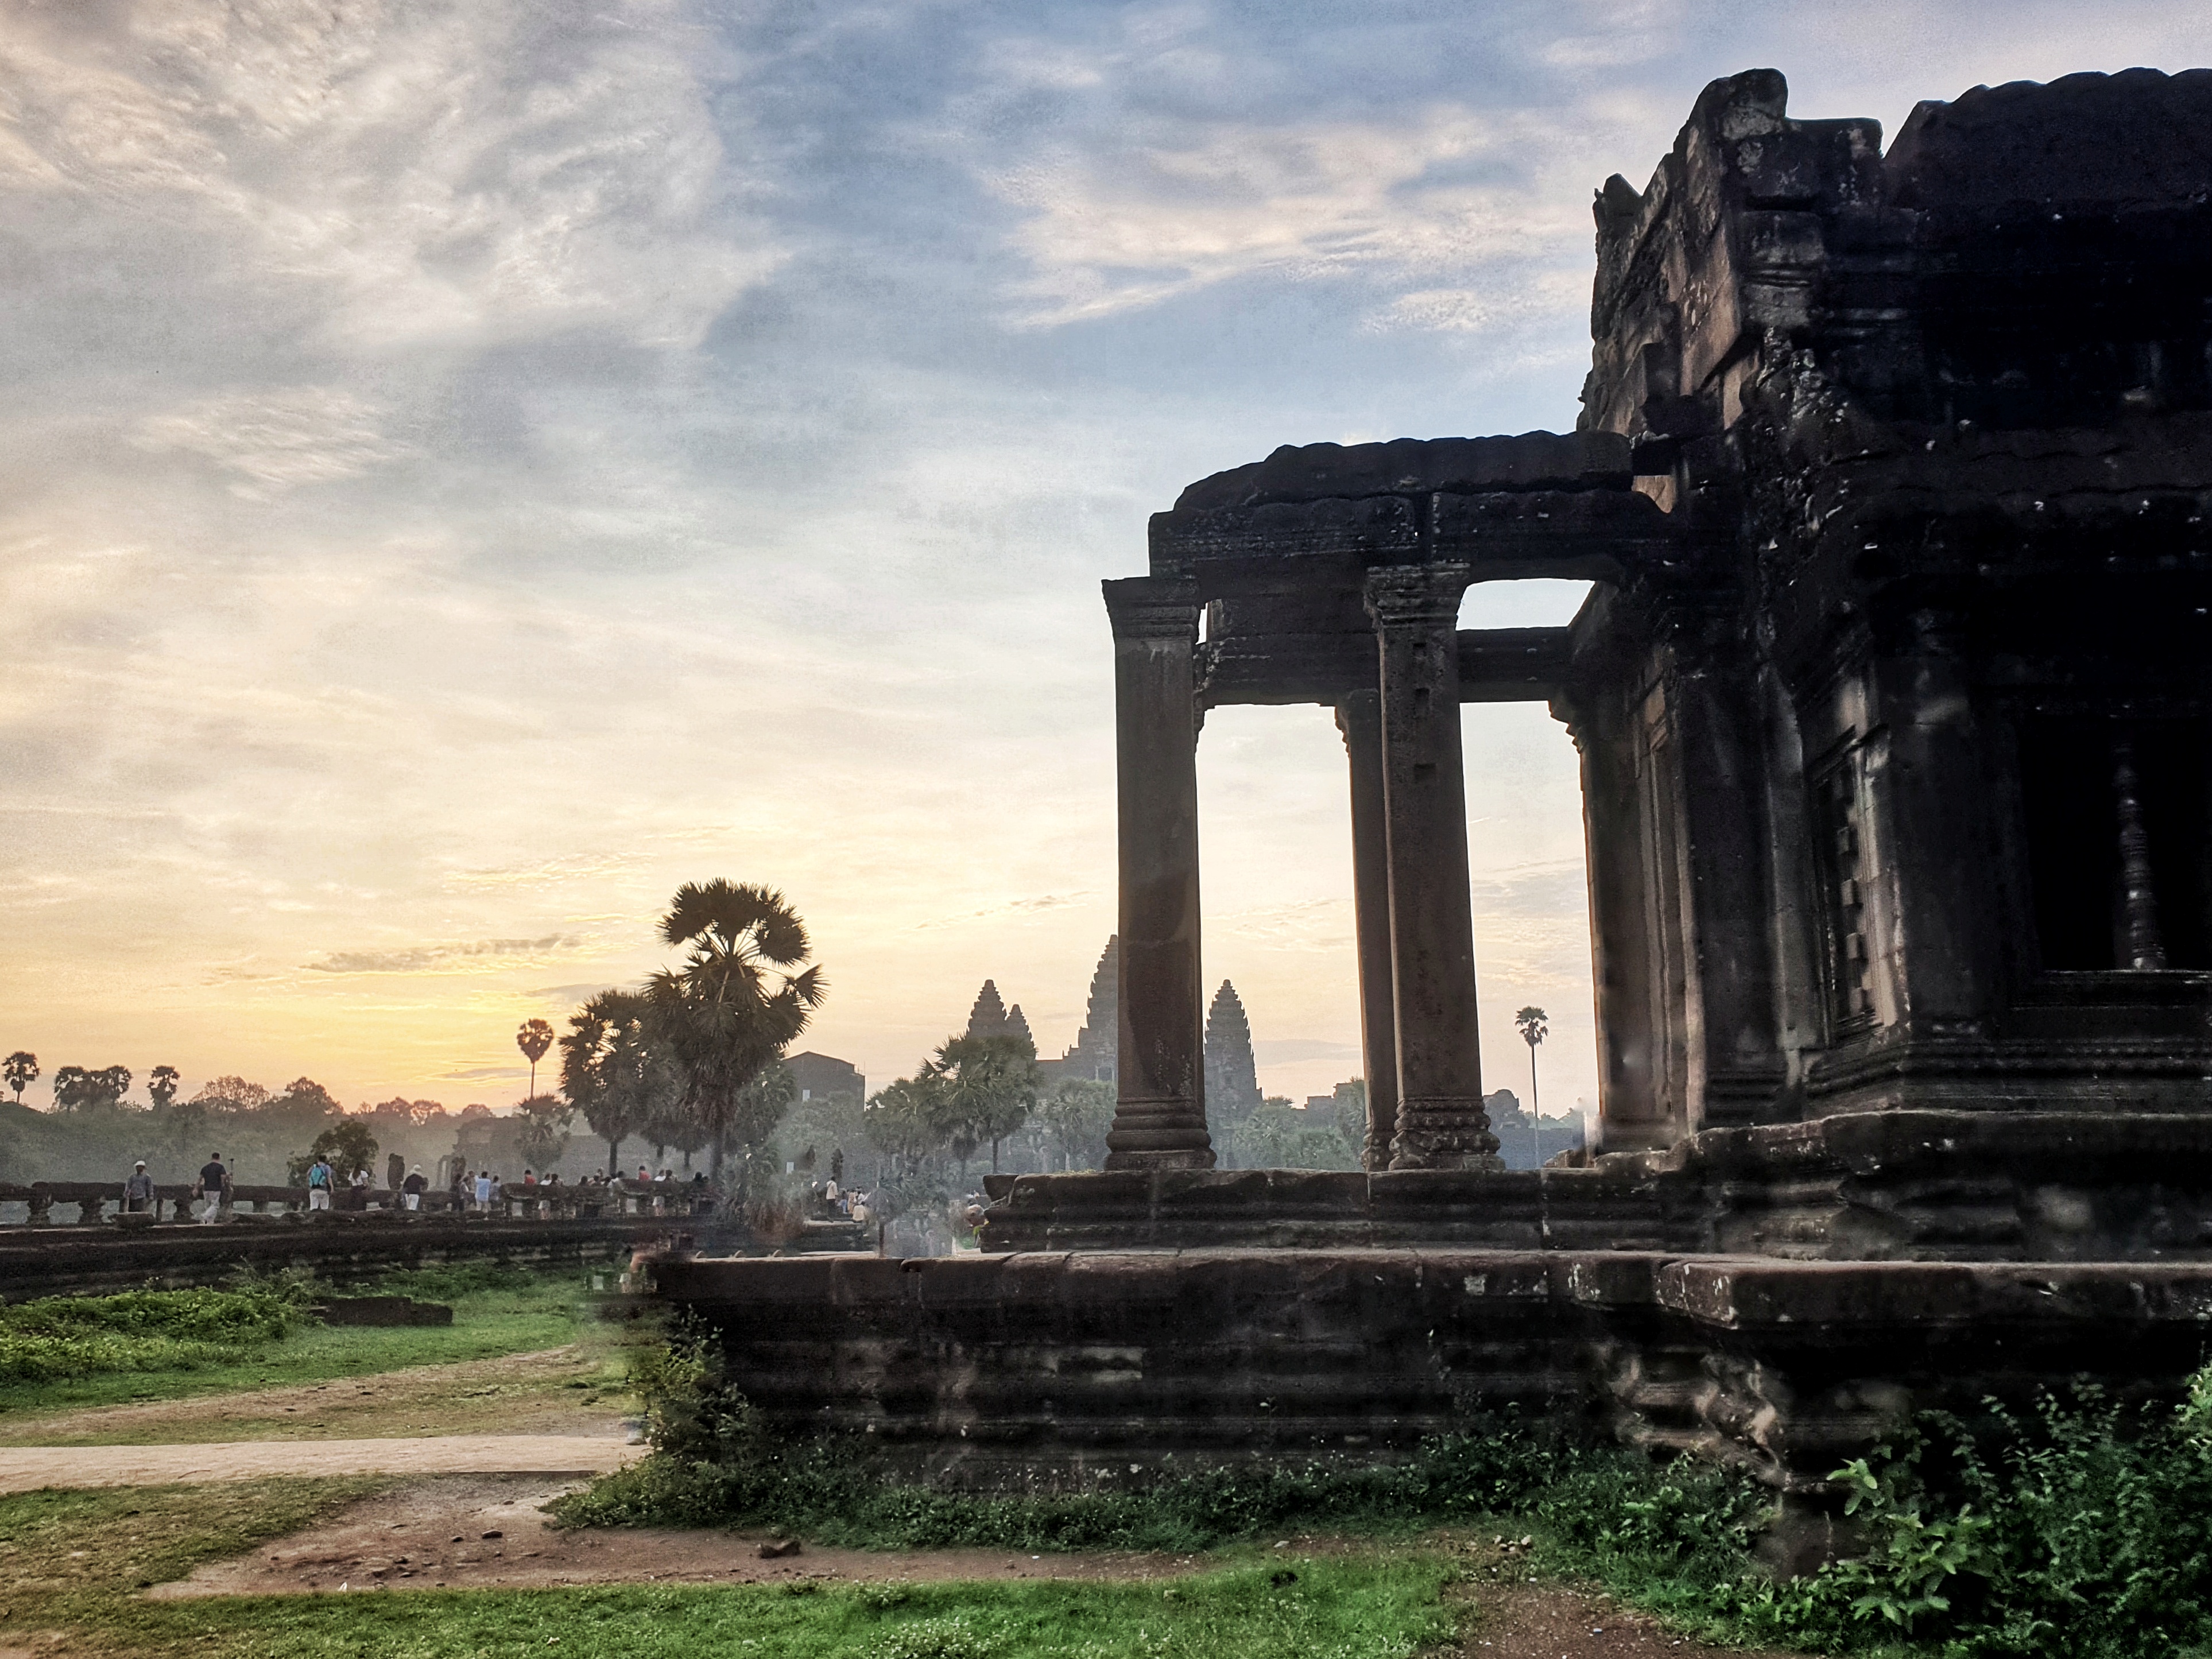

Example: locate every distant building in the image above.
[1040,936,1118,1087]
[963,982,1035,1050]
[1204,981,1262,1124]
[786,1051,864,1104]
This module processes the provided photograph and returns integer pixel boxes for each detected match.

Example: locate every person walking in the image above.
[306,1154,334,1211]
[401,1165,427,1211]
[195,1153,228,1224]
[124,1160,154,1215]
[474,1169,494,1213]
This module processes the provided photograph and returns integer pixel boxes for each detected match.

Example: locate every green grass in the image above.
[0,1284,309,1382]
[0,1265,590,1423]
[0,1481,1462,1659]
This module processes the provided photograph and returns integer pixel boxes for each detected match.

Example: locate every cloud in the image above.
[913,893,1094,932]
[307,935,579,975]
[0,0,780,369]
[1363,268,1592,336]
[1253,1037,1361,1066]
[528,983,624,1005]
[446,855,647,891]
[132,387,413,499]
[987,106,1588,325]
[1217,897,1354,952]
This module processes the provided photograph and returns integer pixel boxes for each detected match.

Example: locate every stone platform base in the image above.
[654,1247,2212,1505]
[981,1110,2212,1260]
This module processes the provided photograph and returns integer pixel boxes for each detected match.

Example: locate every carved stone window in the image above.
[1808,749,1875,1037]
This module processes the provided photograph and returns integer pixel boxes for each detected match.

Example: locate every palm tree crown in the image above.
[649,881,826,1178]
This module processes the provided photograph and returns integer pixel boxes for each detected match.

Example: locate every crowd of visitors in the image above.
[809,1178,871,1225]
[103,1154,744,1223]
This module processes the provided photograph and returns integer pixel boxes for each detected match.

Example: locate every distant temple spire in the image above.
[1204,980,1261,1131]
[1005,1003,1035,1051]
[1062,935,1119,1084]
[965,980,1014,1040]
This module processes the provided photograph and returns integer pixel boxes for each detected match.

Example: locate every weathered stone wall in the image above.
[660,1249,2212,1507]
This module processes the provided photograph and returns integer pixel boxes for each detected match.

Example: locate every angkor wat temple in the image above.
[664,68,2212,1564]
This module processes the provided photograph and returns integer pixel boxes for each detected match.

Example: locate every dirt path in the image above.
[1452,1579,1803,1658]
[152,1481,1823,1657]
[0,1437,637,1494]
[0,1346,626,1447]
[153,1475,1196,1595]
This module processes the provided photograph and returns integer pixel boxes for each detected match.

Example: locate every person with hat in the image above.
[123,1160,154,1215]
[401,1165,427,1211]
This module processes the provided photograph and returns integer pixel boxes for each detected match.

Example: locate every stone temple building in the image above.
[1038,937,1118,1087]
[664,68,2212,1563]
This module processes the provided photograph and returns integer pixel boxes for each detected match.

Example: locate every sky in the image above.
[3,0,2209,1130]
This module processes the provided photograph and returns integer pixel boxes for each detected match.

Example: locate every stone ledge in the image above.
[659,1249,2212,1497]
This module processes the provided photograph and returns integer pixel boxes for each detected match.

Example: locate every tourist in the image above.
[447,1166,467,1212]
[401,1165,427,1211]
[124,1160,154,1215]
[636,1164,650,1184]
[195,1152,228,1224]
[474,1169,494,1212]
[349,1166,370,1209]
[522,1168,537,1187]
[306,1154,334,1211]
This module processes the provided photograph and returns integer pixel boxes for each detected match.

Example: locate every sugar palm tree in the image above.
[517,1019,554,1098]
[1514,1006,1548,1168]
[2,1053,36,1105]
[648,881,825,1184]
[561,989,677,1176]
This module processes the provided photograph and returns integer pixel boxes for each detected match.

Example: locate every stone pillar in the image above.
[1102,576,1215,1170]
[1365,564,1499,1170]
[1561,687,1670,1153]
[1667,652,1787,1130]
[1335,689,1399,1171]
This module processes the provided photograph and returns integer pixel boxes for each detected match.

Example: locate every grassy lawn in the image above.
[0,1267,605,1435]
[0,1481,1464,1659]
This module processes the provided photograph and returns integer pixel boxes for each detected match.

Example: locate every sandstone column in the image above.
[1365,563,1500,1169]
[1102,576,1215,1170]
[1335,689,1399,1171]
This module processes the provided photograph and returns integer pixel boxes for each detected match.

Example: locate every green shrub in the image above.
[0,1281,312,1381]
[1702,1379,2212,1657]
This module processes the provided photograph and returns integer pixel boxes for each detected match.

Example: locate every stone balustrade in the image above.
[0,1178,726,1227]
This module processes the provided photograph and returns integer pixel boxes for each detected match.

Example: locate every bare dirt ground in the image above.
[152,1474,1196,1595]
[0,1346,623,1447]
[150,1480,1818,1657]
[1452,1579,1802,1657]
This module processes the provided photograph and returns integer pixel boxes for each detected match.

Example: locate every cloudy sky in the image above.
[3,1,2207,1129]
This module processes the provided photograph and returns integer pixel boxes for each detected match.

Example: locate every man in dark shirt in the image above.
[196,1153,228,1224]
